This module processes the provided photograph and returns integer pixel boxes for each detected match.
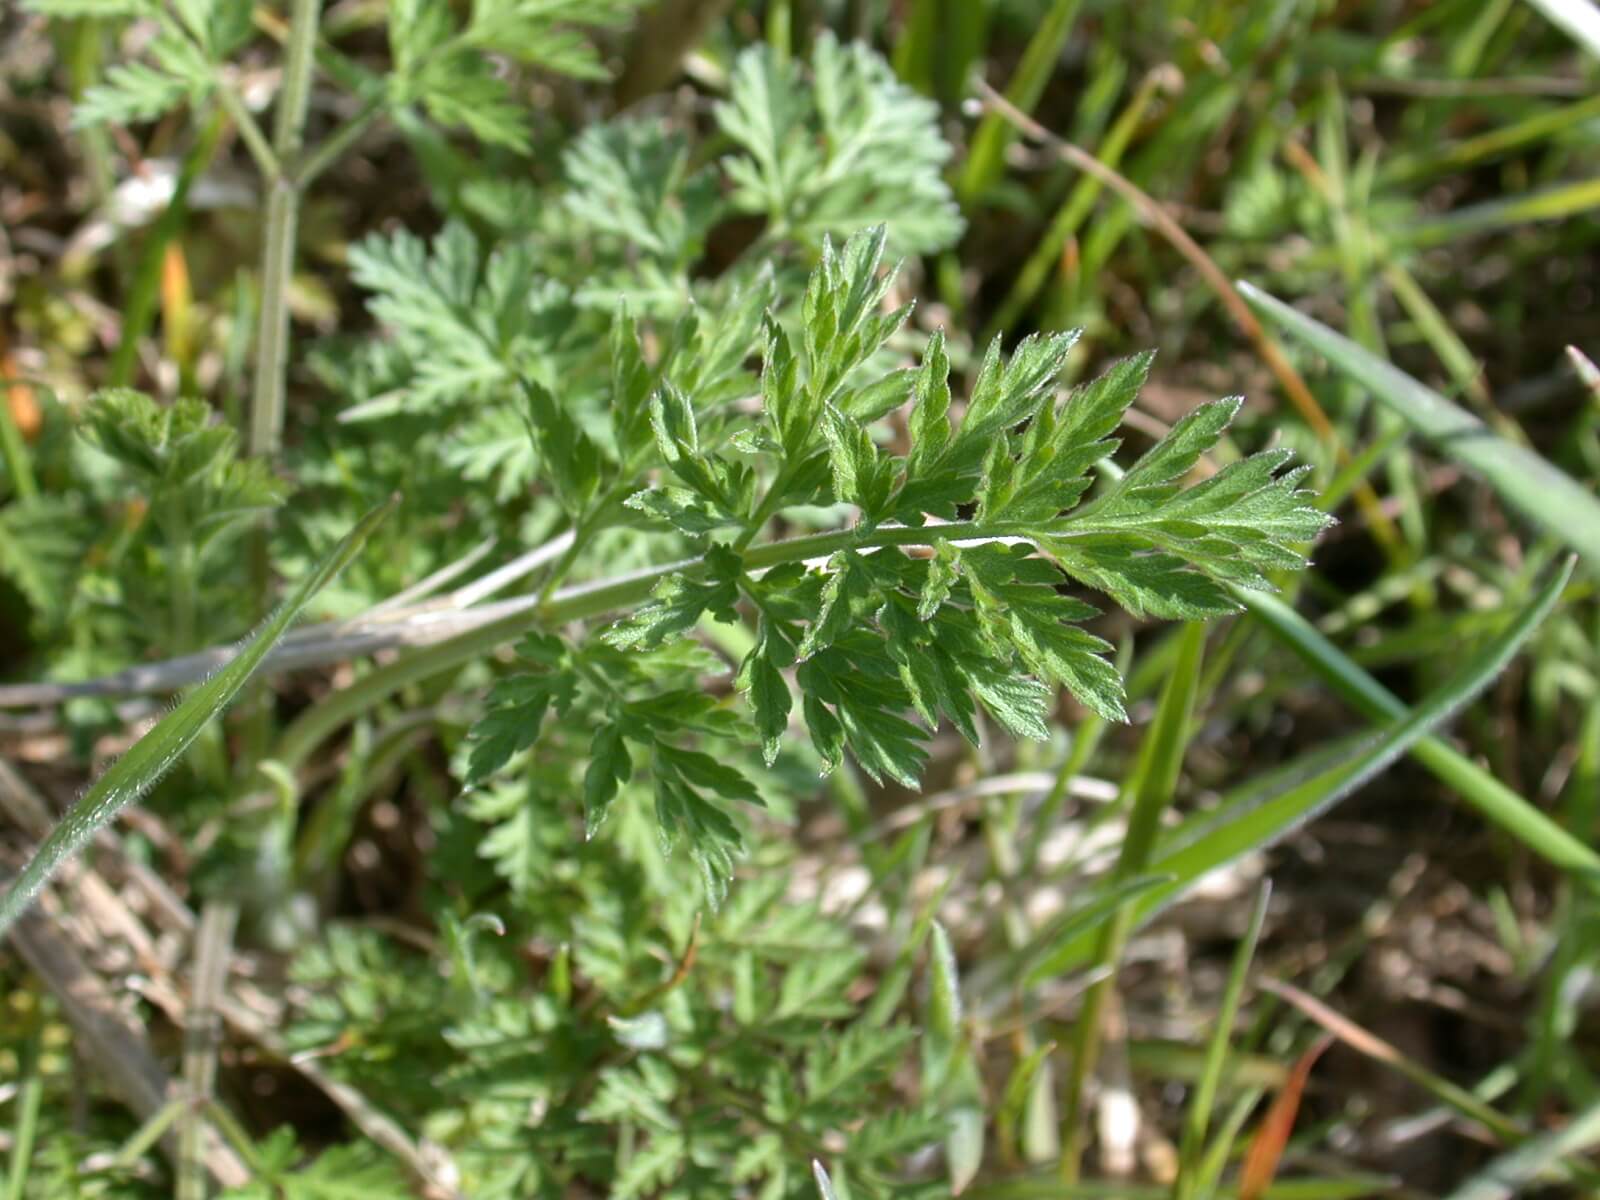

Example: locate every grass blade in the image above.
[0,494,397,939]
[1402,177,1600,245]
[1136,557,1574,918]
[1238,1035,1334,1200]
[1175,881,1272,1200]
[1446,1093,1600,1200]
[1059,621,1207,1180]
[4,1012,43,1200]
[1236,585,1600,880]
[1378,91,1600,186]
[982,67,1165,342]
[958,0,1084,204]
[1241,281,1600,569]
[1040,556,1575,971]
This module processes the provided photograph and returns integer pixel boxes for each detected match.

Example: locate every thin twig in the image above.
[0,531,577,707]
[2,755,453,1188]
[138,974,464,1197]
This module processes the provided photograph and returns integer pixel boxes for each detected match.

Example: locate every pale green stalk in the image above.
[1058,622,1207,1180]
[274,517,1071,768]
[1174,882,1271,1199]
[249,0,324,459]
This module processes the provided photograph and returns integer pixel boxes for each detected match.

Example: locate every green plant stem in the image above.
[63,19,114,200]
[733,459,806,552]
[249,0,323,460]
[4,1010,44,1200]
[1058,621,1205,1181]
[249,181,299,461]
[273,0,321,169]
[239,0,326,767]
[293,96,384,187]
[212,84,278,181]
[766,0,792,60]
[273,517,1043,769]
[162,509,197,655]
[110,1101,188,1171]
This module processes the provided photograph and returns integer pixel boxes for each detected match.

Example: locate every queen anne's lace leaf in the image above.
[387,0,648,148]
[561,119,721,268]
[718,32,963,255]
[458,226,1329,904]
[0,498,89,633]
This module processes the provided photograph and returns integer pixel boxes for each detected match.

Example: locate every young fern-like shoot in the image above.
[466,225,1332,901]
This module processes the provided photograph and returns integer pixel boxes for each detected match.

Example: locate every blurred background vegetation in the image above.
[2,0,1600,1196]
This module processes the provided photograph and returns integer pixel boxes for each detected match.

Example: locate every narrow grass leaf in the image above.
[958,0,1083,203]
[0,495,397,940]
[1239,1035,1334,1200]
[1237,585,1600,880]
[1241,283,1600,569]
[1041,557,1574,970]
[4,1017,43,1200]
[1058,621,1206,1178]
[1177,881,1272,1199]
[1446,1093,1600,1200]
[1400,177,1600,245]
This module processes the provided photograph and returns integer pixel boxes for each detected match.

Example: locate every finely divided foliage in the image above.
[465,226,1330,900]
[718,31,964,255]
[31,0,646,140]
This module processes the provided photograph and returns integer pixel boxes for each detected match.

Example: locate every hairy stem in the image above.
[248,179,299,459]
[248,0,323,459]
